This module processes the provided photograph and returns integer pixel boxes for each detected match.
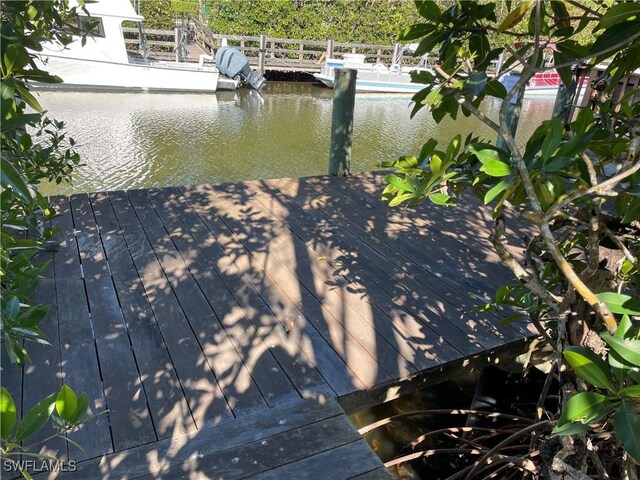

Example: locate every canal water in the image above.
[38,82,556,196]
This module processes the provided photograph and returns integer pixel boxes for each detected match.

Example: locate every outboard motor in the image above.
[215,46,267,90]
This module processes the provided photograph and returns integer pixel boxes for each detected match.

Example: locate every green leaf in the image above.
[445,135,461,161]
[383,175,416,194]
[556,40,589,59]
[498,1,534,32]
[399,23,435,41]
[485,79,507,99]
[550,1,570,29]
[597,292,640,315]
[602,333,640,367]
[430,153,442,174]
[541,118,564,161]
[0,387,17,440]
[480,159,511,177]
[466,71,487,99]
[622,197,640,223]
[591,22,639,58]
[14,392,57,441]
[614,401,640,463]
[389,193,415,207]
[69,392,89,424]
[3,44,30,76]
[469,33,489,63]
[542,156,573,173]
[56,385,78,423]
[0,112,41,133]
[3,296,20,319]
[597,2,640,30]
[415,0,440,20]
[429,193,453,206]
[564,346,615,391]
[468,146,499,164]
[484,178,513,204]
[621,385,640,399]
[1,158,34,205]
[552,392,615,436]
[414,31,447,56]
[14,83,42,113]
[615,315,634,339]
[551,421,590,437]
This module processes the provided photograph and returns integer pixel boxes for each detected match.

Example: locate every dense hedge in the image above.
[141,0,422,44]
[203,0,422,44]
[140,0,595,47]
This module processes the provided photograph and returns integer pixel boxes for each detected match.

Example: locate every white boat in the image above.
[30,0,239,93]
[315,52,434,94]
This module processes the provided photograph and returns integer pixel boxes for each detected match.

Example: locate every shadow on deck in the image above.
[2,172,534,479]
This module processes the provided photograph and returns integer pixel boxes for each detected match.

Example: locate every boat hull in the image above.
[314,73,425,94]
[32,54,231,93]
[316,67,588,97]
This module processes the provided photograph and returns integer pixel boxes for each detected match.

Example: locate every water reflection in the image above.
[38,82,555,195]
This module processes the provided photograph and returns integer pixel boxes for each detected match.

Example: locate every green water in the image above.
[38,82,555,196]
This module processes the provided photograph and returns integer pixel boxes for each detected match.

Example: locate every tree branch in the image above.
[491,216,562,309]
[545,160,640,221]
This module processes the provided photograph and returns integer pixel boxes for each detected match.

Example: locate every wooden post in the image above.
[552,69,579,128]
[327,37,334,59]
[496,73,525,151]
[329,69,357,176]
[258,34,267,74]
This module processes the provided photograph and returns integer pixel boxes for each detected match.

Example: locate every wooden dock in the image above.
[3,172,533,479]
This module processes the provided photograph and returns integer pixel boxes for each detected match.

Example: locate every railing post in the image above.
[329,69,357,176]
[392,43,400,64]
[174,26,180,62]
[326,37,334,59]
[258,34,267,74]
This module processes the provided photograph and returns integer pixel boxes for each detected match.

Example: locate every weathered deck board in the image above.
[90,192,197,439]
[14,173,533,479]
[23,250,67,459]
[70,194,157,451]
[51,197,112,461]
[108,189,232,428]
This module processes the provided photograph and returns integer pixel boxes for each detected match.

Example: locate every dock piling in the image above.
[329,68,357,176]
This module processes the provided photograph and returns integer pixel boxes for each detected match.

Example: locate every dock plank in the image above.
[89,192,197,438]
[270,176,526,343]
[234,179,469,360]
[197,182,396,390]
[178,185,363,396]
[125,188,268,416]
[229,182,427,375]
[38,397,346,480]
[248,439,385,480]
[212,180,414,380]
[344,173,531,337]
[22,251,66,459]
[145,188,300,408]
[108,190,232,428]
[162,186,332,399]
[70,194,156,450]
[262,178,507,351]
[136,414,363,479]
[51,196,112,461]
